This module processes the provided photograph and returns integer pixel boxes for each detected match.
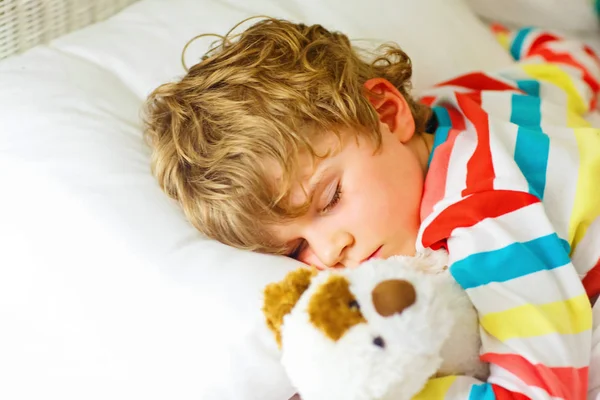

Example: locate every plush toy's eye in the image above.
[348,300,360,310]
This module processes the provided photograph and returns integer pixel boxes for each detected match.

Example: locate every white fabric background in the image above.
[0,0,595,399]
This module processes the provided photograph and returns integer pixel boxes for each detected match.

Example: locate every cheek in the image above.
[345,156,423,226]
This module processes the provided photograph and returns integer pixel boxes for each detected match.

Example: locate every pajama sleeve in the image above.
[412,27,600,400]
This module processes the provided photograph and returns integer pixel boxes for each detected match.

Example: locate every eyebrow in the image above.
[306,164,333,203]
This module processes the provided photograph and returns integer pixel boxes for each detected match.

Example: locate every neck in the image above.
[419,132,434,173]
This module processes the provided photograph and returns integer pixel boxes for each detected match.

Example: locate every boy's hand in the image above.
[289,394,301,400]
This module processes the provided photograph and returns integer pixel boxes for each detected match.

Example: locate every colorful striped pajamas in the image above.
[414,26,600,399]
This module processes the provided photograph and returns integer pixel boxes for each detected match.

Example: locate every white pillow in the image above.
[0,1,513,399]
[467,0,600,33]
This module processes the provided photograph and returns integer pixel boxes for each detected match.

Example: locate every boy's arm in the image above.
[415,44,595,395]
[414,191,592,400]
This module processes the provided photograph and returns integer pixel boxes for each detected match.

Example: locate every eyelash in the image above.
[290,241,306,259]
[289,183,342,258]
[321,182,342,214]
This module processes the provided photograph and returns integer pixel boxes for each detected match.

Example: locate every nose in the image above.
[311,230,354,268]
[371,279,416,317]
[373,336,385,348]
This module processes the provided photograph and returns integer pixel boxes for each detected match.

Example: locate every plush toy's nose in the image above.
[372,279,416,317]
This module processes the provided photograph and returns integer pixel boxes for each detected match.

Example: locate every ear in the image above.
[262,267,317,347]
[364,78,415,143]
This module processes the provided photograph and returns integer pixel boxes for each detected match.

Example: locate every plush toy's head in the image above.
[263,249,488,400]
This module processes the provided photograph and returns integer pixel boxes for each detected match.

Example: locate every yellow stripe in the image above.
[495,32,511,51]
[566,110,592,128]
[569,127,600,250]
[480,293,592,340]
[522,64,587,115]
[413,376,457,400]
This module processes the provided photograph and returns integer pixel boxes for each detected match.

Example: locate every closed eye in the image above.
[320,182,342,214]
[289,239,307,259]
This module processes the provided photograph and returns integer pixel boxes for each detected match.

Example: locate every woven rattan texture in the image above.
[0,0,139,59]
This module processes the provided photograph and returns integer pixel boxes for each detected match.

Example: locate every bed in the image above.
[0,0,598,399]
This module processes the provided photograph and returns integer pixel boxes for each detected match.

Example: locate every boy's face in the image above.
[271,110,431,269]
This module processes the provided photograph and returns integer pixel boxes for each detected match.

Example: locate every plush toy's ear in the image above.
[263,267,317,347]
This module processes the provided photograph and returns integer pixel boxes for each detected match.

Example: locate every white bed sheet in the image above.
[0,0,596,399]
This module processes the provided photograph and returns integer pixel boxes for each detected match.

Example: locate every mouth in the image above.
[363,246,383,263]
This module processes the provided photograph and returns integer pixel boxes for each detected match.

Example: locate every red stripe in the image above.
[526,32,561,57]
[455,93,495,196]
[420,106,466,223]
[419,95,436,106]
[483,353,588,400]
[582,258,600,299]
[465,91,482,106]
[490,23,510,36]
[436,72,520,92]
[420,128,462,222]
[492,385,531,400]
[583,45,600,67]
[421,190,540,249]
[448,105,466,130]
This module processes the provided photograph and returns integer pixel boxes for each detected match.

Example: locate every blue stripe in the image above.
[596,0,600,17]
[516,79,540,97]
[510,27,533,61]
[428,127,450,167]
[468,383,496,400]
[510,94,549,199]
[427,107,452,167]
[511,94,541,127]
[451,233,571,290]
[433,106,451,127]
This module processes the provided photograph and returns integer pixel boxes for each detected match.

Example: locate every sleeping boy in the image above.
[144,18,600,399]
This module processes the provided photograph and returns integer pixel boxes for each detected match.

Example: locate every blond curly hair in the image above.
[144,17,431,255]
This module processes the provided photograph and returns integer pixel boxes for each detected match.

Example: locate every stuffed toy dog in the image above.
[262,249,489,400]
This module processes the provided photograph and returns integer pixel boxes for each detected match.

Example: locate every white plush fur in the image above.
[280,249,488,400]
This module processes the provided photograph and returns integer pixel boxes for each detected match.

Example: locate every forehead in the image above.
[269,131,346,201]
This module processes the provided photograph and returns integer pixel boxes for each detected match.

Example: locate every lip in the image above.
[363,246,383,263]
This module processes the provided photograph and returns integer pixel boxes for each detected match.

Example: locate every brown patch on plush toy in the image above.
[372,279,416,317]
[308,275,366,341]
[263,268,317,347]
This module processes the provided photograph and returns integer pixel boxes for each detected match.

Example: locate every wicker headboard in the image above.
[0,0,140,60]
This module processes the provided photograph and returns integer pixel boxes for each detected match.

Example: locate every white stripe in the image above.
[467,264,583,314]
[488,364,561,400]
[572,215,600,277]
[589,301,600,399]
[443,376,483,399]
[551,63,592,112]
[420,86,521,106]
[537,79,570,110]
[420,85,477,99]
[540,98,568,128]
[547,40,600,85]
[481,329,591,369]
[488,119,530,193]
[542,125,580,244]
[480,91,514,122]
[499,56,579,111]
[499,56,545,76]
[449,202,554,261]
